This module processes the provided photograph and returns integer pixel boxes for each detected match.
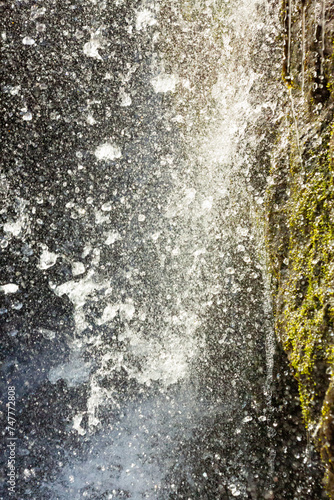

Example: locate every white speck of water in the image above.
[119,88,132,107]
[72,262,85,276]
[83,31,106,60]
[9,85,21,96]
[36,23,46,33]
[136,9,157,31]
[95,210,110,224]
[0,283,19,294]
[95,142,122,161]
[229,484,241,497]
[53,270,108,333]
[3,219,24,237]
[151,232,161,241]
[23,469,34,479]
[138,214,146,222]
[38,246,58,270]
[86,114,96,125]
[184,187,196,205]
[193,248,206,257]
[120,300,135,321]
[101,201,112,211]
[242,415,253,423]
[218,333,227,344]
[38,328,56,340]
[138,310,147,321]
[97,303,119,325]
[73,414,86,436]
[171,114,184,123]
[81,244,92,258]
[12,302,23,310]
[151,73,178,93]
[22,112,33,121]
[105,231,121,245]
[22,37,35,45]
[84,39,101,59]
[30,6,46,20]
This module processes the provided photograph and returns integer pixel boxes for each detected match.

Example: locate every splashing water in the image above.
[3,0,314,498]
[32,0,283,497]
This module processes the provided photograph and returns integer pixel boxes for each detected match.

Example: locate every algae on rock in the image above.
[266,0,334,495]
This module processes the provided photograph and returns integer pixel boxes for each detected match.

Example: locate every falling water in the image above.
[1,0,323,499]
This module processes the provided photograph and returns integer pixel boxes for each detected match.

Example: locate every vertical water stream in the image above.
[43,1,279,497]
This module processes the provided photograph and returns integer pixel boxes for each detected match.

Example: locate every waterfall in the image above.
[1,0,322,498]
[39,1,281,497]
[301,2,306,94]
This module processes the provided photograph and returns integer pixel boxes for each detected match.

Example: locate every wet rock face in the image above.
[266,0,334,496]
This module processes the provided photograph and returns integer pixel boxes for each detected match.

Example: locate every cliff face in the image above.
[266,0,334,495]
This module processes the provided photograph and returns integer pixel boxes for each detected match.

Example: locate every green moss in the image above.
[266,119,334,495]
[282,127,334,428]
[319,381,334,496]
[325,39,334,95]
[265,0,334,494]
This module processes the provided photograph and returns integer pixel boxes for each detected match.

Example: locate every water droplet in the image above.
[22,37,35,45]
[22,112,33,121]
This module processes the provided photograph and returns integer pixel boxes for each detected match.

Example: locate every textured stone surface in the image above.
[266,0,334,495]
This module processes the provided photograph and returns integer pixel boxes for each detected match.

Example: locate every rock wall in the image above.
[266,0,334,496]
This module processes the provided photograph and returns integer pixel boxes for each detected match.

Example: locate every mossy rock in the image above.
[266,0,334,496]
